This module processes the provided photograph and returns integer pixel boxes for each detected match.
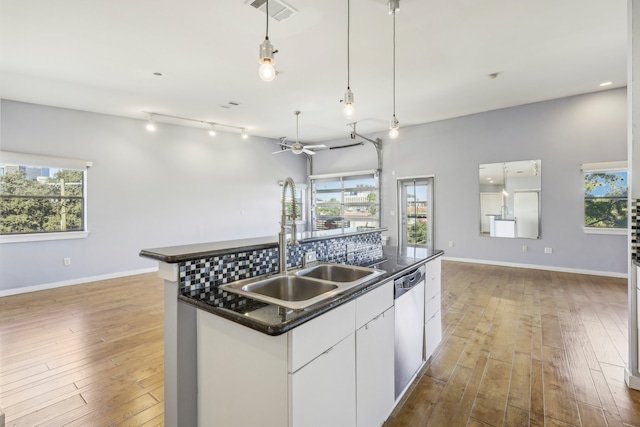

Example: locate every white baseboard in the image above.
[626,369,640,390]
[442,256,628,279]
[0,267,159,297]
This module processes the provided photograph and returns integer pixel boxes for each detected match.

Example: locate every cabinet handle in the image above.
[365,312,385,330]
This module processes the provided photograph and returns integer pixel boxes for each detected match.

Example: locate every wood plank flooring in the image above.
[0,261,637,426]
[0,273,165,426]
[385,262,637,427]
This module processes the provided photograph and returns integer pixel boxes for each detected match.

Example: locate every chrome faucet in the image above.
[279,177,298,273]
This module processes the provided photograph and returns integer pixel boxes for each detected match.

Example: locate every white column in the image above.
[159,262,198,426]
[626,0,640,390]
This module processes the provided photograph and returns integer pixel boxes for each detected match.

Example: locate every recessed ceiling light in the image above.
[600,81,612,87]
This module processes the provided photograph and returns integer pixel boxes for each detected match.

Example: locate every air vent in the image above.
[249,0,298,22]
[220,101,241,109]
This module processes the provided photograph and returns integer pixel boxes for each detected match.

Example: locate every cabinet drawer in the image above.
[289,300,356,373]
[425,257,441,282]
[425,292,441,319]
[356,281,393,330]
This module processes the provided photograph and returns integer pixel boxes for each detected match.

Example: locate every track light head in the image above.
[145,114,156,132]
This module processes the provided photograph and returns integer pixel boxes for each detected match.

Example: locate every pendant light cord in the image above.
[392,10,396,117]
[265,0,269,39]
[347,0,350,89]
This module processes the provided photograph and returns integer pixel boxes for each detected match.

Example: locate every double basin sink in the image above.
[220,264,385,311]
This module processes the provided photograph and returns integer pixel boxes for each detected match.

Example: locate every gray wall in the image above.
[312,88,628,275]
[0,100,306,291]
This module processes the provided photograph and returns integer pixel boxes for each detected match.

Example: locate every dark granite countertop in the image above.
[140,227,388,263]
[178,245,444,336]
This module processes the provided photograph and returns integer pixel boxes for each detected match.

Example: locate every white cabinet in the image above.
[356,306,394,427]
[355,281,394,427]
[291,334,356,427]
[197,300,357,427]
[424,256,442,360]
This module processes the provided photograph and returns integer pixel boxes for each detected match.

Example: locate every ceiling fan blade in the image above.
[272,149,290,155]
[302,149,316,155]
[303,144,326,149]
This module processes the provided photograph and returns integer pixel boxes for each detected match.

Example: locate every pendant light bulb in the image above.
[389,116,399,139]
[241,129,249,139]
[258,38,277,82]
[145,114,156,132]
[258,0,277,82]
[208,124,216,137]
[343,88,355,118]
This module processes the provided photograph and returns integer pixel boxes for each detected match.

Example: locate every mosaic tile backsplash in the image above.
[632,199,639,260]
[179,231,383,309]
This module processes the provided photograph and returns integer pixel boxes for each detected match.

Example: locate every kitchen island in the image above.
[140,228,443,427]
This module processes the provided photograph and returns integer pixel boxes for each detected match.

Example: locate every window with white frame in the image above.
[280,181,306,223]
[310,170,380,231]
[0,151,91,242]
[582,161,627,234]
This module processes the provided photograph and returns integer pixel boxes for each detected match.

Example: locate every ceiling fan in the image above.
[273,111,326,155]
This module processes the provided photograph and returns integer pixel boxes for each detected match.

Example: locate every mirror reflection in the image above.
[479,160,541,239]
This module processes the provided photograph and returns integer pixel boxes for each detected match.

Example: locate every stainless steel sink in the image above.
[296,264,377,282]
[241,276,338,302]
[220,263,385,311]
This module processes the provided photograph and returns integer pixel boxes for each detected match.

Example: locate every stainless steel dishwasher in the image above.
[394,265,425,399]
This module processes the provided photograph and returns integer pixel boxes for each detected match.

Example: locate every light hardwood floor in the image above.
[0,262,637,426]
[385,262,637,427]
[0,273,165,426]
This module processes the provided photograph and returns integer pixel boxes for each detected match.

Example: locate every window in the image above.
[0,151,90,243]
[582,161,627,234]
[310,170,380,232]
[280,182,305,223]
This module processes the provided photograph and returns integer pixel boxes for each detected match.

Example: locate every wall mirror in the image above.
[479,160,541,239]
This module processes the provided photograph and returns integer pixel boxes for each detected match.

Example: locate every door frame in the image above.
[396,175,435,249]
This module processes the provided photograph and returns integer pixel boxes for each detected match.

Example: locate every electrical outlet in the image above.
[544,247,553,254]
[522,245,528,252]
[448,241,454,247]
[64,257,71,266]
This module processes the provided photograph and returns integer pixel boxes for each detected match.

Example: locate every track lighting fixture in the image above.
[388,0,400,140]
[258,0,278,82]
[143,112,248,138]
[341,0,355,117]
[145,114,157,132]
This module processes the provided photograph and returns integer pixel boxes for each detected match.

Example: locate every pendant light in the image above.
[258,0,278,82]
[388,0,400,139]
[341,0,355,117]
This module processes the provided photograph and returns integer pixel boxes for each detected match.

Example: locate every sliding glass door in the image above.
[398,177,434,248]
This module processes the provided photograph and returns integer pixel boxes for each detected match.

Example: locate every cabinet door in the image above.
[290,334,356,427]
[425,310,442,360]
[356,307,394,427]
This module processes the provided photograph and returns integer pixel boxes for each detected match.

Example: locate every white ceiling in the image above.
[0,0,627,143]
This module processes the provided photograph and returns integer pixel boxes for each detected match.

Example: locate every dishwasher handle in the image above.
[394,268,424,299]
[401,268,423,289]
